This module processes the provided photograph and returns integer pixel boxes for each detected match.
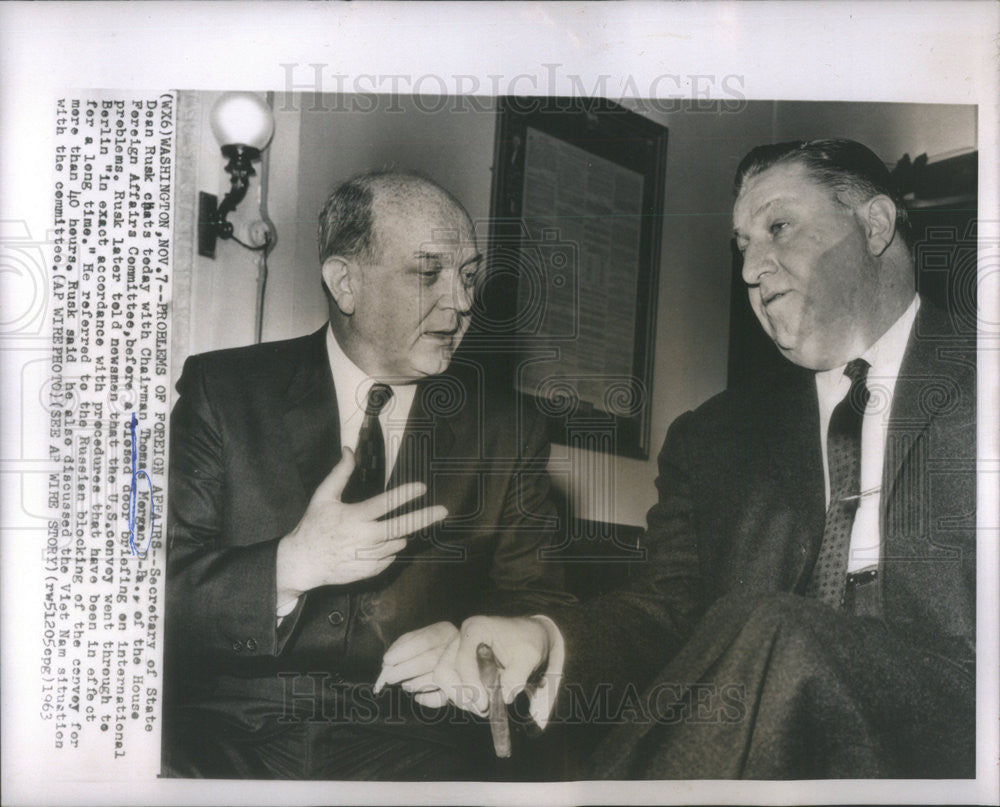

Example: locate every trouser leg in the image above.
[592,593,974,779]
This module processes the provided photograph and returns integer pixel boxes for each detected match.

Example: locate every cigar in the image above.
[476,642,511,758]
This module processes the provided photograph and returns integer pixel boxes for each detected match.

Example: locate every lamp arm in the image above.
[214,145,261,238]
[197,142,269,258]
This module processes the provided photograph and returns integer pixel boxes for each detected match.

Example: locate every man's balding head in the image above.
[318,171,480,381]
[318,171,471,267]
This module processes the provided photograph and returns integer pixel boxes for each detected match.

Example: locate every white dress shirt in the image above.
[275,326,418,618]
[814,295,919,573]
[325,323,417,478]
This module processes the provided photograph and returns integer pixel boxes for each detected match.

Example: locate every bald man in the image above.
[163,172,573,780]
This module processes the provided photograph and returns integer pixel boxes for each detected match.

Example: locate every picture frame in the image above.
[482,96,668,459]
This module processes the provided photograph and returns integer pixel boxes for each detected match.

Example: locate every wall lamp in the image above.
[198,92,275,258]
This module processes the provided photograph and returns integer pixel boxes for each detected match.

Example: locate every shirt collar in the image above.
[816,294,919,395]
[325,323,418,426]
[326,323,375,424]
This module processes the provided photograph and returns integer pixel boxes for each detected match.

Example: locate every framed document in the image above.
[485,97,668,459]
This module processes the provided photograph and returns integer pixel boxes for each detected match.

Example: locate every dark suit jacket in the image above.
[164,326,574,731]
[554,298,976,702]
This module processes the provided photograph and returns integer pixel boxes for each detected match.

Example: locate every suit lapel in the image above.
[384,376,463,562]
[881,300,969,511]
[281,326,342,498]
[386,376,457,491]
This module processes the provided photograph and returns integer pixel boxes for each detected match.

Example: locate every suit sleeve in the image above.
[547,410,704,701]
[486,409,577,615]
[166,356,291,667]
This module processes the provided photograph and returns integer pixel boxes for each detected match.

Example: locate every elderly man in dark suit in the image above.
[417,139,976,778]
[163,171,573,779]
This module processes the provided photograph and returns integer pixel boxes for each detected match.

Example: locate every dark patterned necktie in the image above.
[342,383,393,504]
[805,358,871,607]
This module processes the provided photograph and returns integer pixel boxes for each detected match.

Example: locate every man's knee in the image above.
[746,592,830,630]
[729,593,846,669]
[708,591,832,639]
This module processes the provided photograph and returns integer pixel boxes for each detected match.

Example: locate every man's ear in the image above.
[321,256,356,315]
[862,195,898,256]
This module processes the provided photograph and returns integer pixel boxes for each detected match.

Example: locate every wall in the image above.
[773,102,976,163]
[180,96,976,526]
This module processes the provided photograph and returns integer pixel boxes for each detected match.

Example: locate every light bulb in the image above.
[209,92,274,151]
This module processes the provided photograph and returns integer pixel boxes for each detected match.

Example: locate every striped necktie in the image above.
[342,383,393,503]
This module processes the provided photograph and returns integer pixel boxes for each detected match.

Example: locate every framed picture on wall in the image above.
[484,96,668,460]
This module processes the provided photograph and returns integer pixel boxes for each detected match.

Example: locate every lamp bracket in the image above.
[197,144,262,258]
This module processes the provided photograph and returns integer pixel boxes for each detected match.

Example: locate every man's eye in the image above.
[460,267,480,288]
[419,263,443,282]
[770,221,789,235]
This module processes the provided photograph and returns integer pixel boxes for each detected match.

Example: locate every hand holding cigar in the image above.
[476,642,512,758]
[409,616,554,744]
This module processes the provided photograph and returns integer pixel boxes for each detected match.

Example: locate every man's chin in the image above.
[765,325,812,369]
[777,342,842,372]
[776,344,807,367]
[771,336,811,368]
[410,350,455,378]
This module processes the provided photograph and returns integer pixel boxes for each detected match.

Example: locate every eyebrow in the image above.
[733,196,794,239]
[413,251,483,268]
[752,196,793,219]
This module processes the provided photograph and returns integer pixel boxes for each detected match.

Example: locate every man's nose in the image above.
[740,242,777,286]
[443,271,474,315]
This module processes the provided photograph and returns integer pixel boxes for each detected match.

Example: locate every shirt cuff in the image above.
[526,614,565,730]
[276,595,299,626]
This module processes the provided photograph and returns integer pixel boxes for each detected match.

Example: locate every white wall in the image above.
[183,92,268,354]
[773,102,976,163]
